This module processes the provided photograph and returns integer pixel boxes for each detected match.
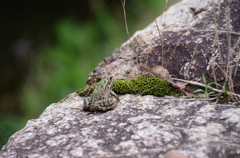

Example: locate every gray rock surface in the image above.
[1,0,240,157]
[89,0,240,93]
[1,93,240,157]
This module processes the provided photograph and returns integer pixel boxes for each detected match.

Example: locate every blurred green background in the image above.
[0,0,177,148]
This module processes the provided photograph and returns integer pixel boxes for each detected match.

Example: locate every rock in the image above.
[1,93,240,157]
[164,150,188,158]
[89,0,240,94]
[1,0,240,157]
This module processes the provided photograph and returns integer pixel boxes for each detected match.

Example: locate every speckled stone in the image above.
[89,0,240,94]
[1,0,240,157]
[1,93,240,157]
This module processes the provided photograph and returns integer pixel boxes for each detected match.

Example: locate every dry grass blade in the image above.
[154,0,169,68]
[234,48,240,78]
[155,19,164,68]
[185,42,198,80]
[211,2,221,88]
[121,0,139,65]
[222,1,234,100]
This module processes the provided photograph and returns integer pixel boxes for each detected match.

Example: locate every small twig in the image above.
[155,19,164,68]
[234,48,240,78]
[171,77,240,98]
[121,0,139,65]
[156,97,217,101]
[185,42,198,80]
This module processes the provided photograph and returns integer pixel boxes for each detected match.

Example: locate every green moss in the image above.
[86,77,102,85]
[76,77,102,97]
[77,76,178,97]
[172,92,181,97]
[76,84,97,97]
[112,79,130,94]
[113,77,172,97]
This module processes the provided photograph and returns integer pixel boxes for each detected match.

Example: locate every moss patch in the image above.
[76,84,97,97]
[113,77,173,97]
[77,77,177,97]
[86,77,102,85]
[76,77,101,97]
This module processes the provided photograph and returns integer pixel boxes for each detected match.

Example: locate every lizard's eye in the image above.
[109,76,112,80]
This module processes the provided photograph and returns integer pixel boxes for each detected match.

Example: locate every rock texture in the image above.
[89,0,240,94]
[1,0,240,158]
[1,93,240,158]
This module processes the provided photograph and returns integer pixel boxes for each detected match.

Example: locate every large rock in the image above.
[90,0,240,94]
[1,93,240,158]
[1,0,240,157]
